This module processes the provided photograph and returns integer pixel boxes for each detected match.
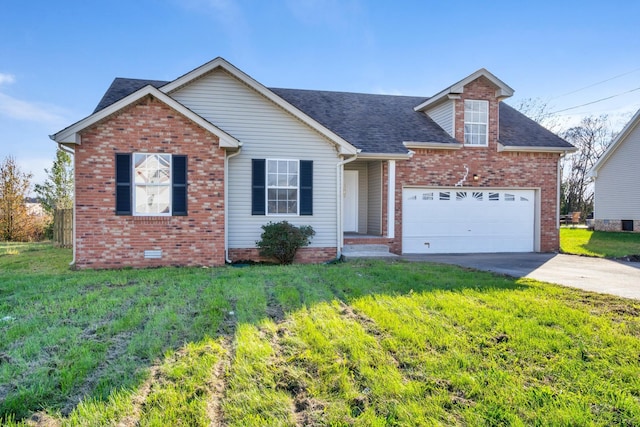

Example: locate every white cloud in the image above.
[0,73,15,85]
[0,92,69,127]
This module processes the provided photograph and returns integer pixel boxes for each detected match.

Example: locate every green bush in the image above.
[256,221,315,264]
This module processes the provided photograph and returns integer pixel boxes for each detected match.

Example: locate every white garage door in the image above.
[402,188,535,254]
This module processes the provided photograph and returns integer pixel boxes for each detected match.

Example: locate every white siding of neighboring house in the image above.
[425,100,454,137]
[594,120,640,220]
[367,162,382,235]
[171,68,341,248]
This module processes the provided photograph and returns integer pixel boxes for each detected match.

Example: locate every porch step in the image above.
[342,244,399,260]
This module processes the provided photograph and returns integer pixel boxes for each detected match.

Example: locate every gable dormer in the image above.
[414,69,514,148]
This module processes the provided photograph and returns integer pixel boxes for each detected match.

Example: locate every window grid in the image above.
[267,159,299,215]
[464,100,488,146]
[133,153,171,216]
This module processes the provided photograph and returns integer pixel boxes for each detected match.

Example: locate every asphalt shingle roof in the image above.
[93,77,572,153]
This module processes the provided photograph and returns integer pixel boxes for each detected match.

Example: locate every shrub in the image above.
[256,221,315,264]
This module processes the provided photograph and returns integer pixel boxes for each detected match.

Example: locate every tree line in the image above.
[0,149,72,242]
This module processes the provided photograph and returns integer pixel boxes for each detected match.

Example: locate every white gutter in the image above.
[224,144,243,263]
[497,143,578,154]
[52,140,76,267]
[336,151,360,258]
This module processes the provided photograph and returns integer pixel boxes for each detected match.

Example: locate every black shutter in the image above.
[300,160,313,215]
[252,159,266,215]
[115,154,131,215]
[172,155,187,216]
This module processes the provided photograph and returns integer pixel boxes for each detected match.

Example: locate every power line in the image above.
[550,66,640,100]
[548,86,640,115]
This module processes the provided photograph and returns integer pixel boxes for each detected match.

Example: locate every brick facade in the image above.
[387,76,562,253]
[74,95,227,269]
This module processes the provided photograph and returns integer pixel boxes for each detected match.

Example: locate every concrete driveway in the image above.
[403,253,640,300]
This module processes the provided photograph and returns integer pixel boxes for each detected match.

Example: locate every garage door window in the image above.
[439,192,450,201]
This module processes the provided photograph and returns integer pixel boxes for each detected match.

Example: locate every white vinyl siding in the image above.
[594,121,640,220]
[425,100,454,137]
[367,162,382,235]
[171,68,339,248]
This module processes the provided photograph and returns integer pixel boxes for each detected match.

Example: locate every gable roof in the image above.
[51,85,240,148]
[590,108,640,177]
[84,61,572,155]
[414,68,514,112]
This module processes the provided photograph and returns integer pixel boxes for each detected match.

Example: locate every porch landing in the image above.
[342,234,398,259]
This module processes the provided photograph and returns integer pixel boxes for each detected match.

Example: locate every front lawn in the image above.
[560,228,640,258]
[1,243,640,425]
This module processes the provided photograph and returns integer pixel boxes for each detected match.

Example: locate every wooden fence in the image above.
[53,208,73,248]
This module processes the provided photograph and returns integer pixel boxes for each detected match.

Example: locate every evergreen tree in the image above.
[35,148,73,214]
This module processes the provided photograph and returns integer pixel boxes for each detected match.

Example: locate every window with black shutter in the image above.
[252,158,312,216]
[115,153,187,216]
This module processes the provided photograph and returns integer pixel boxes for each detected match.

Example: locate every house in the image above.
[50,57,574,269]
[590,108,640,232]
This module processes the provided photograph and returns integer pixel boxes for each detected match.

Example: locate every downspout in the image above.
[557,152,565,230]
[53,140,76,267]
[224,144,243,263]
[336,150,360,258]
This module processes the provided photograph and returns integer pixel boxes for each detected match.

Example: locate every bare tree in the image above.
[560,115,612,216]
[0,156,41,241]
[512,97,561,133]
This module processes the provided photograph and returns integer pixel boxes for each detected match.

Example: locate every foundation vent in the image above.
[144,250,162,259]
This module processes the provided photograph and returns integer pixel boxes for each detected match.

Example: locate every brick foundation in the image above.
[228,247,338,264]
[594,219,640,233]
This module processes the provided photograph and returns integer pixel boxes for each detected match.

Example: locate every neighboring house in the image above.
[590,108,640,232]
[51,57,574,269]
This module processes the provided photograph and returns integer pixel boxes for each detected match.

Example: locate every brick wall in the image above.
[388,76,562,253]
[74,95,226,269]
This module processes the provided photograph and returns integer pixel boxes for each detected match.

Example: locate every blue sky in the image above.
[2,0,639,186]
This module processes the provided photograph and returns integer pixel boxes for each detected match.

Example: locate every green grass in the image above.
[560,228,640,258]
[2,242,640,425]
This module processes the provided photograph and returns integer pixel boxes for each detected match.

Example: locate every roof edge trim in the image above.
[51,85,240,148]
[414,68,514,112]
[590,107,640,176]
[497,143,578,153]
[356,152,413,160]
[403,141,463,150]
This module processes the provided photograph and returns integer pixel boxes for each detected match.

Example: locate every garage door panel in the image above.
[402,188,535,254]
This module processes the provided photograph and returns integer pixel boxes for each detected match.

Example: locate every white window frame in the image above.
[464,100,489,146]
[132,153,172,216]
[266,159,300,216]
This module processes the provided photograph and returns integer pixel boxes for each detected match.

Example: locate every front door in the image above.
[344,170,358,232]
